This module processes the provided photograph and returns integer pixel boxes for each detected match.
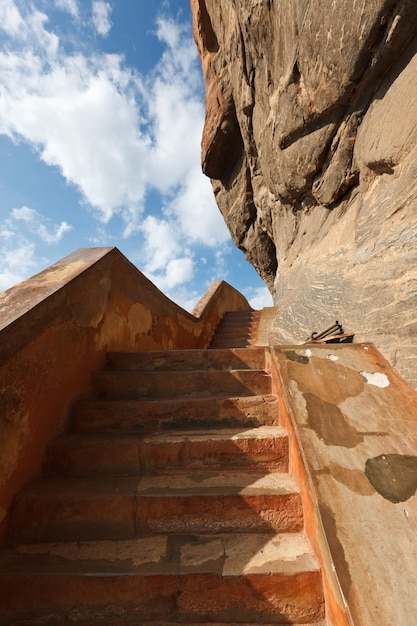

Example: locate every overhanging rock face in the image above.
[191,0,417,387]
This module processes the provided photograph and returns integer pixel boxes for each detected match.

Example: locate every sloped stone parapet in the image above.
[271,341,417,625]
[0,247,250,544]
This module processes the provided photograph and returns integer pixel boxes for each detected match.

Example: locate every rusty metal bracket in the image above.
[310,321,344,341]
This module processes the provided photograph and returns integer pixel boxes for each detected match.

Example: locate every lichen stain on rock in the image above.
[319,503,352,599]
[365,454,417,503]
[327,462,376,497]
[287,359,365,405]
[128,303,152,334]
[285,351,310,365]
[0,387,21,425]
[304,392,364,448]
[70,279,109,328]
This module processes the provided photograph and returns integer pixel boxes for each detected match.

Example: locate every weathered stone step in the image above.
[72,394,279,434]
[10,471,302,543]
[213,321,260,330]
[106,347,266,371]
[41,618,328,626]
[93,369,271,400]
[0,533,324,624]
[213,323,259,331]
[20,622,326,626]
[10,476,137,544]
[136,470,302,535]
[220,311,262,319]
[210,330,259,340]
[215,319,260,327]
[210,338,257,348]
[7,622,326,626]
[46,426,289,476]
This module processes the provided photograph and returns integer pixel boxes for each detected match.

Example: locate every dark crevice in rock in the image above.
[202,94,245,187]
[240,226,277,291]
[278,104,344,152]
[292,60,301,86]
[196,0,219,53]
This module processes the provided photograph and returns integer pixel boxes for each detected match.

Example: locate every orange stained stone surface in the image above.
[275,342,417,626]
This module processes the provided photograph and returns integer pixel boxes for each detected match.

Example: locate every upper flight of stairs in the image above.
[0,339,325,624]
[209,310,263,348]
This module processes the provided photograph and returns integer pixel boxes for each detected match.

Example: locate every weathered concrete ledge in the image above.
[0,247,250,543]
[271,342,417,626]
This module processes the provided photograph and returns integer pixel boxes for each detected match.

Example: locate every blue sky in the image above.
[0,0,272,311]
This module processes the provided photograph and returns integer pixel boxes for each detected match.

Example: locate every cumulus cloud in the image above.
[0,231,38,292]
[0,0,25,38]
[139,215,182,273]
[0,1,59,56]
[246,286,273,309]
[0,207,73,291]
[0,1,258,303]
[55,0,79,18]
[0,1,224,244]
[92,1,112,37]
[158,257,194,290]
[0,249,36,292]
[167,166,228,246]
[12,206,73,244]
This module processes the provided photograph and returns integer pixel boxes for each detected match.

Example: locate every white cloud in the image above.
[167,166,229,246]
[0,236,38,292]
[0,0,24,38]
[247,286,273,310]
[140,215,181,273]
[0,3,217,237]
[55,0,79,18]
[92,1,112,37]
[0,2,247,305]
[0,206,73,291]
[11,206,73,244]
[164,257,194,289]
[146,256,194,292]
[0,1,59,58]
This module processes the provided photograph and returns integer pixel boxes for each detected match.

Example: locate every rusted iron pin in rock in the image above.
[309,321,344,341]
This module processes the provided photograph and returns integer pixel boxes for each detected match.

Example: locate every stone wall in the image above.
[0,247,251,543]
[191,0,417,386]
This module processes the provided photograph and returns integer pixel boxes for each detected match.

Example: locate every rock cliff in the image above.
[191,0,417,387]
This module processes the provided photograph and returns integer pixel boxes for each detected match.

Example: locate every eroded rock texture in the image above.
[191,0,417,387]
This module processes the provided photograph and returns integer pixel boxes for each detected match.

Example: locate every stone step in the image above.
[215,319,260,328]
[211,331,259,341]
[9,476,137,544]
[72,394,279,434]
[220,310,263,323]
[5,622,326,626]
[10,471,302,543]
[136,470,302,535]
[46,426,289,476]
[0,533,324,624]
[208,312,263,349]
[210,339,257,348]
[211,324,259,336]
[93,369,271,401]
[106,347,266,371]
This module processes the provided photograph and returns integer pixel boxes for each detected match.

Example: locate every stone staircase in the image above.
[209,310,263,348]
[0,344,325,625]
